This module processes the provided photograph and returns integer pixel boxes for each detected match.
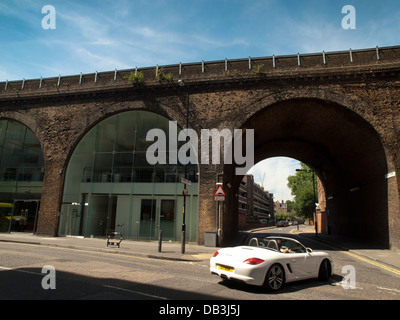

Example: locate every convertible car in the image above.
[210,236,333,291]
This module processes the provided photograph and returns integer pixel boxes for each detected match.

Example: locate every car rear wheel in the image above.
[264,264,285,291]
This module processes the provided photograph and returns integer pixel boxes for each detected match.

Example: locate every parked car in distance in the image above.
[276,220,288,227]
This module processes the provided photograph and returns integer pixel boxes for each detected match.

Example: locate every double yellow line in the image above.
[293,230,400,277]
[341,250,400,276]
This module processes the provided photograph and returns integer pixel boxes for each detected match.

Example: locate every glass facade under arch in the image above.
[59,110,199,241]
[0,119,44,233]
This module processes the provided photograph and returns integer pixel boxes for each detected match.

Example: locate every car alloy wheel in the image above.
[265,264,284,291]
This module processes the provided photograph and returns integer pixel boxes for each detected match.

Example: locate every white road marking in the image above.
[103,284,168,300]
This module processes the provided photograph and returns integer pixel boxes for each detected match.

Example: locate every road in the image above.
[0,226,399,303]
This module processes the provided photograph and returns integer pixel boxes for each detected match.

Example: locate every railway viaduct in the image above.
[1,45,400,249]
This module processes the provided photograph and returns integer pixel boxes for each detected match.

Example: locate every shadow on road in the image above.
[217,273,344,295]
[0,267,226,300]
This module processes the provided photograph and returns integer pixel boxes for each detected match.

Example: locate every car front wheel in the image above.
[264,264,285,291]
[318,259,331,281]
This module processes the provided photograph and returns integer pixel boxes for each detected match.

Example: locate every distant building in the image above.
[238,174,274,228]
[274,200,289,215]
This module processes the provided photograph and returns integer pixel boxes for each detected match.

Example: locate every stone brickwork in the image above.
[1,46,400,249]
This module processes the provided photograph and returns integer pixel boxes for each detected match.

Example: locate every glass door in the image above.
[138,198,176,240]
[139,199,156,239]
[63,203,81,236]
[159,199,175,240]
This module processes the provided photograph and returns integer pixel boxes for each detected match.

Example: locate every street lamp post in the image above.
[179,80,189,254]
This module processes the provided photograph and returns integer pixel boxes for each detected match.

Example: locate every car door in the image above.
[281,239,318,279]
[288,252,317,279]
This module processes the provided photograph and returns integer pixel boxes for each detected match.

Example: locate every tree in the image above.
[286,200,295,212]
[287,163,317,220]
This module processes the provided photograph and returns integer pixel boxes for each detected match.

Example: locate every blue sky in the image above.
[1,0,399,81]
[1,0,399,200]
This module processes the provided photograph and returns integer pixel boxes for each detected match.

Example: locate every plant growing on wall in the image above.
[253,64,264,74]
[127,71,144,85]
[156,68,174,82]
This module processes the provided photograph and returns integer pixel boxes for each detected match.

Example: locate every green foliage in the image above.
[286,200,295,212]
[127,71,144,85]
[156,68,174,82]
[252,64,264,74]
[287,163,317,219]
[275,212,286,221]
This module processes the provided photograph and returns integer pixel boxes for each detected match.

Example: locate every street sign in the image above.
[181,177,192,186]
[214,185,226,197]
[385,171,396,179]
[214,196,225,201]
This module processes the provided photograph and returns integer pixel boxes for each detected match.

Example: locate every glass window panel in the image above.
[0,120,7,147]
[95,116,117,152]
[115,113,136,152]
[134,152,154,182]
[0,120,44,185]
[113,153,134,182]
[136,112,161,152]
[93,153,113,182]
[23,129,41,148]
[5,121,25,142]
[75,127,96,154]
[113,152,134,167]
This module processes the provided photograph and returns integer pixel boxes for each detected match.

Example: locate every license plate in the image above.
[218,265,233,272]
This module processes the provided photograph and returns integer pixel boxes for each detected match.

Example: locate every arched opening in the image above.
[223,98,389,248]
[59,110,199,241]
[0,119,44,233]
[242,157,299,229]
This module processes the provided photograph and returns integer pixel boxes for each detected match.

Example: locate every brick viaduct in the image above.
[1,46,400,249]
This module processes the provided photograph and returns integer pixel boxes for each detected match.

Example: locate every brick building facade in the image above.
[1,46,400,248]
[238,174,274,229]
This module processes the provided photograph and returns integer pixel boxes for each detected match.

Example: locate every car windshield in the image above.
[258,237,307,253]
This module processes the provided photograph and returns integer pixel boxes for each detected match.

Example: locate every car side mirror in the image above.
[306,248,313,253]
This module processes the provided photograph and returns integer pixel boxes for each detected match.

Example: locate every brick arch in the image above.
[237,87,374,133]
[222,95,393,248]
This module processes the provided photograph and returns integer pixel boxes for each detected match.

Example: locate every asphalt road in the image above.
[0,226,399,302]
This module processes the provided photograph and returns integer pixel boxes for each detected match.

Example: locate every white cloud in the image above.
[247,157,300,202]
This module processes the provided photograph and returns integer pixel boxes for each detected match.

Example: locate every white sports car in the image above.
[210,236,333,291]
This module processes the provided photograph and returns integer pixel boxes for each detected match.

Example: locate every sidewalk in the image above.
[0,232,218,262]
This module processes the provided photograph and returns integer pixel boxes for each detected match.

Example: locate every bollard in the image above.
[158,230,163,252]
